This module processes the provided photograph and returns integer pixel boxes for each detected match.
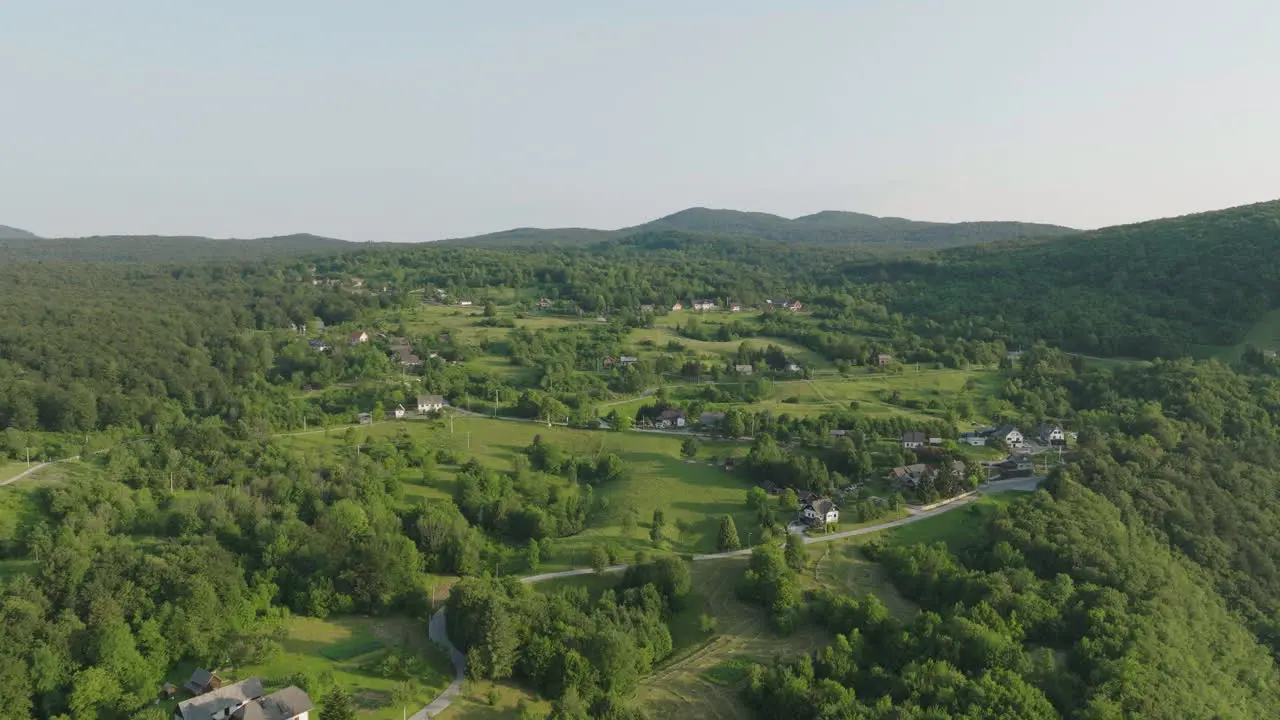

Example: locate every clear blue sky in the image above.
[3,1,1278,241]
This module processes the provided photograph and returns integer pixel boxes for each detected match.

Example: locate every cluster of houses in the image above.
[363,394,447,423]
[389,337,422,366]
[652,298,802,313]
[958,423,1066,448]
[171,669,312,720]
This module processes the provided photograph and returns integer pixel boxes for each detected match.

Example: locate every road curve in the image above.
[418,478,1042,715]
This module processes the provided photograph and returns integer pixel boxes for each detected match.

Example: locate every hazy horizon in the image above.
[4,1,1279,242]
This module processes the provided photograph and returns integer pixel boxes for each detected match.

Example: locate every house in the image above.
[1036,423,1066,446]
[733,364,754,375]
[536,297,553,309]
[692,299,716,311]
[785,300,803,311]
[997,456,1036,478]
[184,668,223,696]
[900,431,927,449]
[235,687,314,720]
[990,424,1025,447]
[889,463,929,487]
[163,683,180,700]
[786,363,802,373]
[174,677,261,720]
[358,412,372,425]
[307,339,330,352]
[829,429,848,438]
[174,680,312,720]
[1006,350,1024,361]
[350,277,364,288]
[671,302,683,311]
[348,331,369,345]
[393,347,422,366]
[390,404,406,420]
[875,354,893,366]
[655,409,687,429]
[796,490,819,505]
[417,395,445,413]
[802,498,839,526]
[639,304,655,312]
[602,356,616,368]
[729,303,742,312]
[1265,350,1278,359]
[699,411,725,426]
[929,437,944,446]
[619,355,639,365]
[757,480,780,495]
[458,300,473,306]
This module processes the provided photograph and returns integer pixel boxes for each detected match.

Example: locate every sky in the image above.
[3,1,1279,242]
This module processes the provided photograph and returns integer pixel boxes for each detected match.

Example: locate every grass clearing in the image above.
[281,417,761,566]
[217,615,453,720]
[884,494,1016,552]
[0,461,30,484]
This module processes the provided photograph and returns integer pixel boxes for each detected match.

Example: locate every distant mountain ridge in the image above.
[0,232,365,263]
[0,225,39,240]
[441,206,1077,249]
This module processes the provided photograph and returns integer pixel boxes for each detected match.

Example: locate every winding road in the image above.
[417,475,1042,717]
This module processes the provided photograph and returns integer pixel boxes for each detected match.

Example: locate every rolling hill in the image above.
[851,198,1280,359]
[440,207,1077,249]
[0,232,367,263]
[0,225,38,240]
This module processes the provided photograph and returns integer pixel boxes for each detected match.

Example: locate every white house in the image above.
[692,299,716,311]
[990,425,1024,447]
[417,395,445,413]
[1036,423,1066,446]
[786,363,802,373]
[655,409,686,428]
[900,431,927,449]
[802,498,839,526]
[959,432,987,446]
[619,355,639,365]
[458,300,473,306]
[734,364,753,375]
[390,404,406,420]
[348,331,369,345]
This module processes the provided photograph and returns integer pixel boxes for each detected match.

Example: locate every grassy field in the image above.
[1190,308,1280,362]
[629,325,834,370]
[281,417,763,566]
[0,461,29,484]
[198,615,454,720]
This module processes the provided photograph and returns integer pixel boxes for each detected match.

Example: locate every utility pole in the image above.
[25,447,30,468]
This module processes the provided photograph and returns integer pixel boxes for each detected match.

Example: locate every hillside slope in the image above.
[853,199,1280,358]
[441,207,1076,249]
[0,232,366,263]
[0,225,38,240]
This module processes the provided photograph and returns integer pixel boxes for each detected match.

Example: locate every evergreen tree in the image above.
[718,514,741,551]
[785,532,806,572]
[319,687,357,720]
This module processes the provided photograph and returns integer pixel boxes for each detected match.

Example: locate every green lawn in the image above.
[0,461,29,484]
[1191,307,1280,362]
[804,539,917,620]
[281,417,763,567]
[883,494,1016,552]
[205,615,454,720]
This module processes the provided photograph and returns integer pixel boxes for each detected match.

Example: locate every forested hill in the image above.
[440,207,1076,249]
[0,232,368,262]
[853,199,1280,359]
[0,225,38,240]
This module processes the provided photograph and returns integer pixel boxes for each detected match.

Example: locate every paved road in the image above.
[0,456,82,487]
[414,607,467,720]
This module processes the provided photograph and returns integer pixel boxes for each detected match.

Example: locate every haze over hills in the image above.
[0,225,39,240]
[0,232,366,263]
[440,207,1078,248]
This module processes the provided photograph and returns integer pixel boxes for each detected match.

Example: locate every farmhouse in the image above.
[458,300,473,306]
[358,412,372,425]
[900,431,927,449]
[393,347,422,366]
[348,331,369,345]
[307,339,330,352]
[619,355,639,365]
[989,424,1025,447]
[876,354,893,366]
[671,302,683,311]
[390,404,406,420]
[537,297,553,308]
[173,678,312,720]
[1036,423,1066,446]
[802,498,839,526]
[692,299,716,311]
[733,364,754,375]
[417,395,445,413]
[888,461,966,489]
[729,303,742,312]
[655,409,687,429]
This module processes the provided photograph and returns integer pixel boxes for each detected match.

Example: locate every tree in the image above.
[650,508,666,546]
[780,488,800,512]
[590,543,610,573]
[747,486,771,525]
[525,538,541,572]
[785,532,806,572]
[717,515,741,551]
[680,436,700,458]
[319,687,357,720]
[483,301,497,317]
